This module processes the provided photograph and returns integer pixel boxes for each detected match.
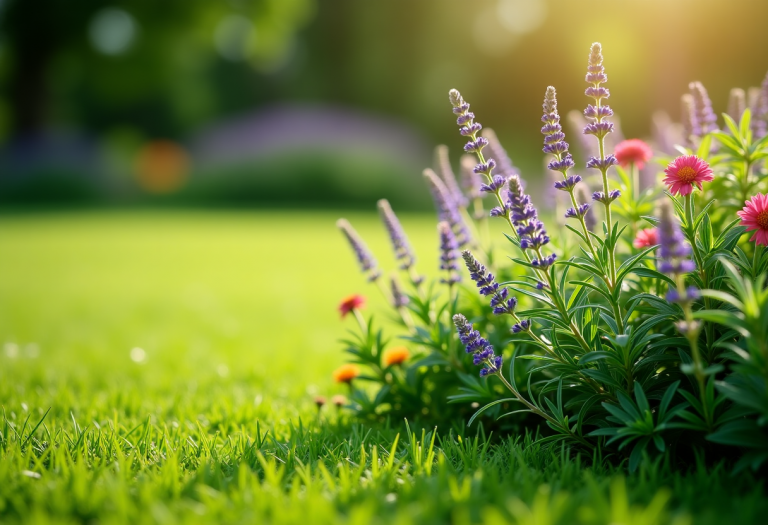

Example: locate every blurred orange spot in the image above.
[135,140,189,193]
[333,364,359,384]
[382,346,410,366]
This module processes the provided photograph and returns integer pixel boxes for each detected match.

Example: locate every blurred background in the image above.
[2,0,768,210]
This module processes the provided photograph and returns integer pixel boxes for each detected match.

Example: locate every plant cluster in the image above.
[334,42,768,470]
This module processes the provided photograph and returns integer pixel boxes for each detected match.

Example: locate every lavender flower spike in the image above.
[424,168,472,248]
[583,43,617,172]
[541,86,576,174]
[689,81,718,135]
[482,128,518,177]
[461,250,518,315]
[377,199,416,270]
[438,221,461,285]
[504,176,556,269]
[390,275,409,308]
[449,89,488,154]
[337,218,381,282]
[681,93,698,146]
[460,154,483,201]
[755,71,768,138]
[435,145,468,208]
[453,314,503,377]
[577,185,596,231]
[657,201,698,303]
[727,88,746,122]
[449,89,508,203]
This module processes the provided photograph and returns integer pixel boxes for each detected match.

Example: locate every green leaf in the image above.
[739,108,752,141]
[468,398,520,427]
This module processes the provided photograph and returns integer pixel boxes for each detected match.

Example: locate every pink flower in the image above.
[338,294,365,318]
[662,155,714,196]
[737,193,768,246]
[633,228,658,249]
[614,139,653,169]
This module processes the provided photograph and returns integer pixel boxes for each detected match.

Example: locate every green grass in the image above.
[0,210,766,524]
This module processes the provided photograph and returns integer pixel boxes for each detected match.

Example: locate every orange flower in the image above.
[331,394,347,408]
[338,294,366,318]
[382,346,410,366]
[333,364,360,383]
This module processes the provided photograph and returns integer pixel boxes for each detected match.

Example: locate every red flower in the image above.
[737,193,768,246]
[338,294,365,318]
[614,139,653,169]
[662,155,714,196]
[633,228,659,249]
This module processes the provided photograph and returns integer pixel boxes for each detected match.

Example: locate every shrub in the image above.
[333,42,768,471]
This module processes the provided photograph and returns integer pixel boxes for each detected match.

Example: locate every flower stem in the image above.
[495,372,594,448]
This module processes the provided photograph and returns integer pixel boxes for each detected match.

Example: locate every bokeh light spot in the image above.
[214,14,256,62]
[497,0,548,36]
[473,5,519,56]
[88,8,137,56]
[129,347,146,363]
[134,140,189,194]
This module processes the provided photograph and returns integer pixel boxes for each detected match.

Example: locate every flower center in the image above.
[677,166,697,183]
[757,210,768,230]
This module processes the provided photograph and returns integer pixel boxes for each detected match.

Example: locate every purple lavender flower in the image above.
[505,175,552,256]
[689,81,718,135]
[460,154,483,201]
[592,190,621,204]
[727,88,746,122]
[482,128,519,177]
[506,176,532,224]
[337,219,381,282]
[583,43,616,173]
[576,186,596,231]
[461,250,518,315]
[449,90,488,156]
[479,174,507,194]
[583,121,614,138]
[681,94,698,145]
[449,89,508,202]
[390,276,409,308]
[489,205,508,218]
[541,87,573,163]
[755,71,768,138]
[435,145,469,208]
[657,201,697,303]
[586,155,618,171]
[511,319,531,333]
[666,286,701,304]
[553,175,582,191]
[377,199,416,270]
[453,314,503,377]
[438,221,461,285]
[424,168,472,248]
[531,253,557,270]
[565,203,591,219]
[548,154,575,172]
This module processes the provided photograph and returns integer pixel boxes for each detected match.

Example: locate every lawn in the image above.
[0,210,766,524]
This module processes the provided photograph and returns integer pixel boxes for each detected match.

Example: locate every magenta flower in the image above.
[737,193,768,246]
[662,155,713,196]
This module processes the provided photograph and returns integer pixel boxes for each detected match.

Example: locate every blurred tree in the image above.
[0,0,315,138]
